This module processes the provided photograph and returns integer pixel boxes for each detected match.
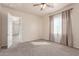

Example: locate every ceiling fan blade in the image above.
[33,4,41,6]
[46,4,53,8]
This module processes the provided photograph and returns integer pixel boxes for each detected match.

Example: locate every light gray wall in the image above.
[71,4,79,48]
[0,13,2,47]
[0,12,8,47]
[1,13,8,47]
[42,16,49,40]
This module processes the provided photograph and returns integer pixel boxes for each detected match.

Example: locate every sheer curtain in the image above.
[53,14,62,43]
[49,13,62,43]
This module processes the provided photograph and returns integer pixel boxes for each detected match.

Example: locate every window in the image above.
[53,13,62,42]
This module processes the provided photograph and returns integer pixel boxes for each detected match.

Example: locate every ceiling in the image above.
[0,3,71,16]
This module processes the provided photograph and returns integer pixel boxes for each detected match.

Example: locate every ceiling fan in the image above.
[33,3,53,11]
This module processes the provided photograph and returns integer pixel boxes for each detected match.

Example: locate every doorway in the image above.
[8,13,22,48]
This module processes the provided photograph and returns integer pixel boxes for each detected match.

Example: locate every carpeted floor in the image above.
[0,39,79,56]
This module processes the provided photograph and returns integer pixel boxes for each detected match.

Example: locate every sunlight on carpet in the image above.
[31,41,51,45]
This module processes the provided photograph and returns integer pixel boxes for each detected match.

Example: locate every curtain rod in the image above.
[49,8,73,16]
[62,8,73,12]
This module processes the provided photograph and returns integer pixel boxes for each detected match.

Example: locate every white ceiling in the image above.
[0,3,71,16]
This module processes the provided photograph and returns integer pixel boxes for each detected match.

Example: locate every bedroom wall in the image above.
[0,12,2,47]
[71,4,79,48]
[42,16,49,40]
[0,5,43,47]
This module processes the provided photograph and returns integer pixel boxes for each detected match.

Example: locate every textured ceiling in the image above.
[0,3,71,16]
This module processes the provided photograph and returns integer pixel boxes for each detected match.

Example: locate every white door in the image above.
[8,13,13,48]
[8,13,22,48]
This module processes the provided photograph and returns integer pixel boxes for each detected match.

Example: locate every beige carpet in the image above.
[0,39,79,56]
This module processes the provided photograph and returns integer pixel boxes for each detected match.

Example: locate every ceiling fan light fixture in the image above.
[43,4,46,9]
[33,3,53,11]
[40,3,46,10]
[40,4,43,8]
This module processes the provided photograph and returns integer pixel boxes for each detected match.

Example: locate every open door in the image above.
[8,13,22,48]
[8,13,13,48]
